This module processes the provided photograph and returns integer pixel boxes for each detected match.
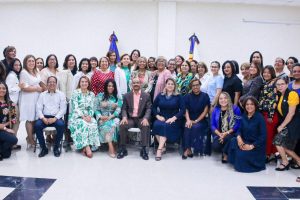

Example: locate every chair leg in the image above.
[33,134,37,153]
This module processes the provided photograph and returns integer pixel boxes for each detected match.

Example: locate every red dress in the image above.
[91,70,114,96]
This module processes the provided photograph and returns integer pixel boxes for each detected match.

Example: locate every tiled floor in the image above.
[1,123,300,200]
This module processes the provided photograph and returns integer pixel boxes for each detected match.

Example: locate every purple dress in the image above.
[152,94,185,142]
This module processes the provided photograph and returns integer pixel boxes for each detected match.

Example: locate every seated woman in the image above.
[273,78,300,171]
[183,79,210,158]
[226,96,266,173]
[0,81,18,160]
[94,79,122,158]
[211,92,241,163]
[68,76,100,158]
[152,78,185,161]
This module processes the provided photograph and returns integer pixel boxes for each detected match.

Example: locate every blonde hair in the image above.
[217,92,235,132]
[162,78,179,96]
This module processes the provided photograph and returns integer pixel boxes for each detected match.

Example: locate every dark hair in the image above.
[175,55,185,62]
[189,78,201,89]
[181,60,191,72]
[286,57,299,65]
[3,46,16,58]
[45,54,59,68]
[0,62,6,81]
[242,96,259,113]
[106,51,117,65]
[35,57,44,68]
[130,49,141,61]
[222,60,235,76]
[148,57,156,62]
[47,76,57,84]
[293,63,300,69]
[250,63,261,78]
[120,54,131,69]
[211,61,221,68]
[8,58,22,79]
[190,60,198,65]
[249,51,263,69]
[231,60,239,74]
[262,65,276,81]
[78,58,91,73]
[0,81,11,103]
[63,54,77,75]
[103,79,118,102]
[77,76,91,90]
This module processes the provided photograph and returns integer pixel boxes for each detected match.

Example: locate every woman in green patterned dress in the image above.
[176,60,194,95]
[68,76,100,158]
[94,79,122,158]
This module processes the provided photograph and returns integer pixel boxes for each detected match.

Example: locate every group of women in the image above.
[1,46,300,176]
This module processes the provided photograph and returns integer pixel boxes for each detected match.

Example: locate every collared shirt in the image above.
[132,90,141,117]
[36,90,67,119]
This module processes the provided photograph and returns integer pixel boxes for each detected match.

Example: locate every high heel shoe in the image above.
[275,162,290,171]
[221,154,228,164]
[155,149,162,161]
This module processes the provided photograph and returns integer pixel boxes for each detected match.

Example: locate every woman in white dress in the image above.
[72,58,92,91]
[19,55,43,146]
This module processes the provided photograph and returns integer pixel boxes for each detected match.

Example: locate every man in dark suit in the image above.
[118,77,152,160]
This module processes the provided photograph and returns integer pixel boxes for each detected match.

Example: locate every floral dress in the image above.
[94,93,122,143]
[176,72,194,95]
[68,89,100,149]
[0,101,16,128]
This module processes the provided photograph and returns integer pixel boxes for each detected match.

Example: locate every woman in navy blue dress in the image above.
[183,79,210,158]
[226,96,266,172]
[152,78,185,161]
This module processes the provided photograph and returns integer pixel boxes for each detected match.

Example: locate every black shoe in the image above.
[53,148,61,157]
[117,149,128,159]
[275,162,290,171]
[291,163,300,169]
[221,154,228,164]
[13,145,21,150]
[182,155,188,160]
[188,153,194,158]
[140,148,149,160]
[38,148,48,158]
[0,154,3,161]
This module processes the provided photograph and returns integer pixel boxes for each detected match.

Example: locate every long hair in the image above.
[45,54,59,68]
[0,61,6,81]
[78,58,92,73]
[106,51,117,65]
[23,55,37,75]
[0,81,11,103]
[76,76,91,91]
[8,58,22,79]
[103,79,118,102]
[63,54,78,75]
[216,92,236,132]
[162,78,179,96]
[135,56,148,71]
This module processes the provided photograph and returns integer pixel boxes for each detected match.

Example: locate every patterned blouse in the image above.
[91,70,114,96]
[258,79,277,118]
[0,101,17,128]
[176,72,194,95]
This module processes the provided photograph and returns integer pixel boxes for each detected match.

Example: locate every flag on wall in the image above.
[109,31,120,62]
[188,33,200,61]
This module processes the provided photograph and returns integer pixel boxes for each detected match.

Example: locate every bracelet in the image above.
[3,127,7,131]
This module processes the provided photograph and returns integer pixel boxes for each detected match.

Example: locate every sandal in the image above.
[291,163,300,169]
[155,149,162,161]
[275,162,290,171]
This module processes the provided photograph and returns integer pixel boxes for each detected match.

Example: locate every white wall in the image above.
[0,2,299,68]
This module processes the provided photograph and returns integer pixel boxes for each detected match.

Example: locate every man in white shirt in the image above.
[34,76,67,157]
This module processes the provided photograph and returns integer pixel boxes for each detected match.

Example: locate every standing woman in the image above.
[205,61,224,108]
[40,54,60,88]
[258,66,279,162]
[149,56,171,101]
[72,58,92,91]
[183,79,210,158]
[152,78,185,161]
[131,56,152,92]
[195,61,210,92]
[0,62,6,82]
[68,76,100,158]
[19,55,43,146]
[35,57,44,72]
[130,49,140,71]
[0,81,18,160]
[226,97,266,172]
[176,60,194,95]
[106,51,117,72]
[90,57,99,77]
[59,54,77,148]
[91,57,114,96]
[222,60,243,106]
[239,62,251,85]
[175,55,184,74]
[94,79,122,158]
[240,63,263,104]
[273,78,300,171]
[148,57,156,72]
[167,59,177,79]
[286,57,298,82]
[190,60,198,76]
[115,54,131,98]
[249,51,264,73]
[211,92,241,162]
[6,58,23,148]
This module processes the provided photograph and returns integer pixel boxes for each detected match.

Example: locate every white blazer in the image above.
[58,69,74,101]
[114,66,128,98]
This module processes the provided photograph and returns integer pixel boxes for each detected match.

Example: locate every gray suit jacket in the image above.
[121,91,152,120]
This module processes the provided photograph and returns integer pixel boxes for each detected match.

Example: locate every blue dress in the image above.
[152,94,185,142]
[183,92,211,155]
[226,111,266,173]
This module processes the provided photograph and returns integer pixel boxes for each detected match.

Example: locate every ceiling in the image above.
[1,0,300,7]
